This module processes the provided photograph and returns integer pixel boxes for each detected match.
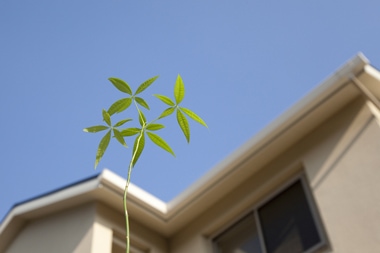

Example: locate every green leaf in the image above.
[174,74,185,104]
[138,109,146,127]
[132,131,145,167]
[146,123,165,131]
[113,118,132,127]
[154,94,175,106]
[102,109,111,126]
[95,130,111,169]
[83,125,109,133]
[135,76,159,95]
[135,97,150,110]
[147,132,175,156]
[108,98,132,115]
[177,110,190,142]
[108,78,132,95]
[121,128,141,136]
[180,107,208,128]
[158,107,175,119]
[113,128,127,147]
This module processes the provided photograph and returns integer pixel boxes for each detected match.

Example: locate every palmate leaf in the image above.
[83,125,109,133]
[177,110,190,142]
[135,97,150,110]
[108,98,132,115]
[121,128,141,136]
[154,94,175,106]
[108,78,132,95]
[95,130,111,169]
[114,118,132,127]
[159,107,175,119]
[146,123,165,131]
[174,74,185,104]
[113,128,127,147]
[180,107,208,128]
[135,76,159,95]
[147,132,175,156]
[132,131,145,167]
[102,109,111,126]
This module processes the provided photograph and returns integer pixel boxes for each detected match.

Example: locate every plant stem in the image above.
[124,182,130,253]
[124,129,144,253]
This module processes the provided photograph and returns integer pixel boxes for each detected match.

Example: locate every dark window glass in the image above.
[214,213,263,253]
[258,180,321,253]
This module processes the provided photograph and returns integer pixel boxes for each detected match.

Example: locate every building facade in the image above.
[1,53,380,253]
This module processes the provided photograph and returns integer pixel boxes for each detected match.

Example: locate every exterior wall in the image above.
[304,100,380,252]
[170,98,380,253]
[91,221,113,253]
[5,203,96,253]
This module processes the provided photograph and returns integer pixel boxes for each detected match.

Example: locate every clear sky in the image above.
[1,0,380,221]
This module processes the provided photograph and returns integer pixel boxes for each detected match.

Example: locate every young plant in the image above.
[84,74,207,253]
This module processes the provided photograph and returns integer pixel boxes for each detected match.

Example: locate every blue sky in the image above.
[1,0,380,221]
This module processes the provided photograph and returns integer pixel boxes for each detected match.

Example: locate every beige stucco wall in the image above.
[304,100,380,252]
[170,98,380,253]
[5,203,96,253]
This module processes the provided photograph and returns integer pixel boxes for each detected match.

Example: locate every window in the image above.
[214,213,263,253]
[214,177,326,253]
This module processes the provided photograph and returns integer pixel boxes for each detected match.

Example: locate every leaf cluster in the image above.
[84,74,207,169]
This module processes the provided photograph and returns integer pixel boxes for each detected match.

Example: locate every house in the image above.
[1,53,380,253]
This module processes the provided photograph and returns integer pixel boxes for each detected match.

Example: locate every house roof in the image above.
[1,53,380,247]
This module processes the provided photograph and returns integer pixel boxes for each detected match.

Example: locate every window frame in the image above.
[213,174,329,253]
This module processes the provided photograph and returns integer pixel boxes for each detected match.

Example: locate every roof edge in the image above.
[99,169,168,214]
